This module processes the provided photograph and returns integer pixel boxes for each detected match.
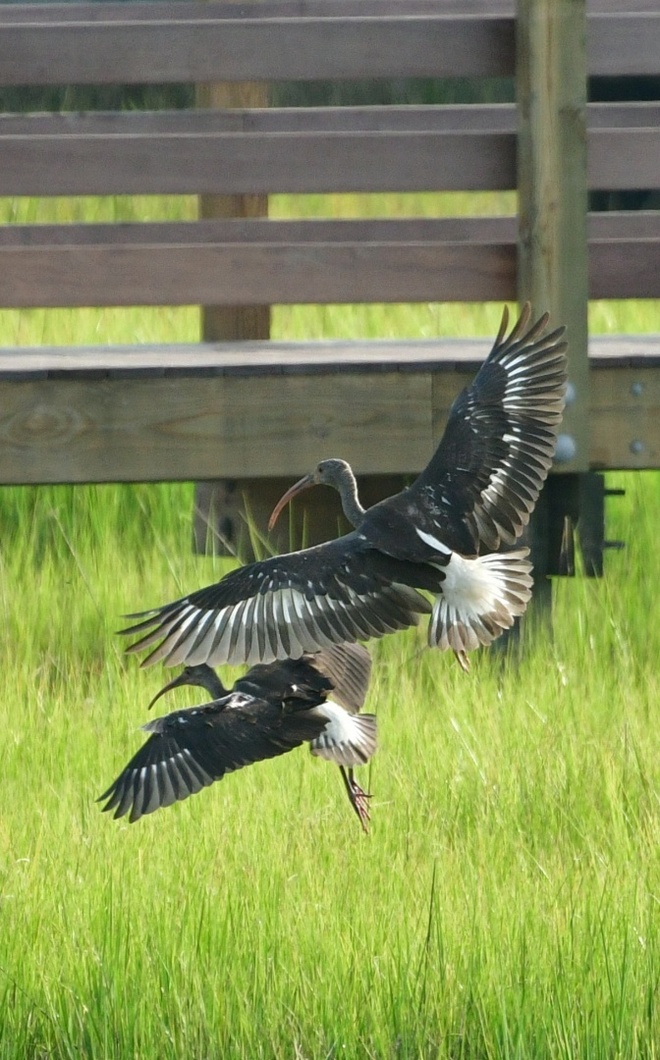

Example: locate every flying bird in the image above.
[120,304,567,668]
[99,643,377,831]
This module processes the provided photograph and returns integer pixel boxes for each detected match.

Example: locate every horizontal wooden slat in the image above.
[0,334,657,380]
[589,13,660,76]
[0,2,515,24]
[0,16,514,86]
[0,215,512,307]
[7,100,658,136]
[0,241,516,308]
[0,216,516,247]
[0,338,511,381]
[0,214,657,307]
[0,2,652,24]
[0,104,519,137]
[0,7,658,84]
[0,335,656,483]
[1,103,658,197]
[0,129,515,197]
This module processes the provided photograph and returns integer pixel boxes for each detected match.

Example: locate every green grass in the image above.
[0,192,658,1058]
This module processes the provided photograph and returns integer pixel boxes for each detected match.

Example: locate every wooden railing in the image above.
[0,0,657,564]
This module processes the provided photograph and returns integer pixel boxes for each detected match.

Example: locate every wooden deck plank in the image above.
[0,336,656,483]
[0,335,656,379]
[0,371,435,484]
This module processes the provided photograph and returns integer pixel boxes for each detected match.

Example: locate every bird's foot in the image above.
[454,649,471,673]
[348,777,372,834]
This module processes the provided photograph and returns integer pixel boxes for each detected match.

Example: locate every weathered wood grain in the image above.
[0,105,520,137]
[0,336,656,483]
[0,371,434,484]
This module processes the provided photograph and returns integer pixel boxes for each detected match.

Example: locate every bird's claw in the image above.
[348,778,372,833]
[454,649,471,673]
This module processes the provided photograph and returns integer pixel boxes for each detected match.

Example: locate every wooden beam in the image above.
[517,0,589,473]
[0,371,434,485]
[0,337,657,483]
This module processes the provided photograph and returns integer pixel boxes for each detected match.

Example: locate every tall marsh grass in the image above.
[0,191,657,1057]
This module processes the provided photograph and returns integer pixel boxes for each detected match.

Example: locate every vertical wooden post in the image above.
[193,78,275,559]
[516,0,589,607]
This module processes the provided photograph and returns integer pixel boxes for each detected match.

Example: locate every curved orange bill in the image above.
[267,472,316,531]
[147,670,191,711]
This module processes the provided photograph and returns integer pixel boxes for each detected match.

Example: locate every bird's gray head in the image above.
[147,663,226,710]
[268,457,352,530]
[268,457,367,531]
[312,458,352,486]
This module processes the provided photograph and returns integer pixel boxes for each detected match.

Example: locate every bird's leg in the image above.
[339,765,372,833]
[454,649,471,673]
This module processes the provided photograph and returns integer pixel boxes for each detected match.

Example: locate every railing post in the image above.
[517,0,589,602]
[193,75,274,559]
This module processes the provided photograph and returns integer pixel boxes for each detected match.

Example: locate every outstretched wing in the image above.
[404,304,567,554]
[119,535,434,669]
[306,643,372,715]
[98,693,328,823]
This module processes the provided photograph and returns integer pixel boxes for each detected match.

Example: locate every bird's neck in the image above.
[199,669,226,699]
[337,466,366,527]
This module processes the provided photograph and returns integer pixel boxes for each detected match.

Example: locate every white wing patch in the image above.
[415,527,453,556]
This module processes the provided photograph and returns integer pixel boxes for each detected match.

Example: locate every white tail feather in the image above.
[309,702,377,767]
[429,548,533,653]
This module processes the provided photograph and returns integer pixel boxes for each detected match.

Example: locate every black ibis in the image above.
[121,304,567,668]
[99,643,377,831]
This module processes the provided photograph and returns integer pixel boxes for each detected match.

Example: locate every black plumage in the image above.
[120,304,566,667]
[100,644,377,830]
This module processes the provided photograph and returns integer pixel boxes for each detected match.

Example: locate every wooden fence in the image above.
[0,0,657,564]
